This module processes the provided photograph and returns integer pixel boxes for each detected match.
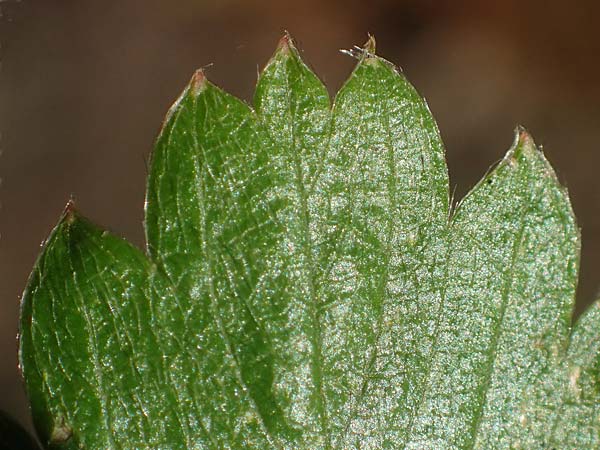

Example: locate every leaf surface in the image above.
[20,35,598,449]
[548,300,600,447]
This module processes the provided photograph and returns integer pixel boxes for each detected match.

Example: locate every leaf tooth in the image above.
[339,34,378,62]
[362,34,376,56]
[57,200,97,235]
[61,198,78,225]
[516,124,534,147]
[156,67,215,141]
[55,201,122,250]
[276,31,294,55]
[512,126,576,202]
[451,126,578,243]
[189,68,209,96]
[510,125,538,160]
[264,31,303,69]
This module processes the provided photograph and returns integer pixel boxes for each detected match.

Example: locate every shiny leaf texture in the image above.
[19,35,600,449]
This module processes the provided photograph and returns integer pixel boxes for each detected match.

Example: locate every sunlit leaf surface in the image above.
[20,35,598,449]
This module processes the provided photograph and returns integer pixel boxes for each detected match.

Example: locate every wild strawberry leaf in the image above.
[19,35,599,449]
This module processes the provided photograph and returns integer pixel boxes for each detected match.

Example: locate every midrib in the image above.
[468,199,530,449]
[281,71,331,448]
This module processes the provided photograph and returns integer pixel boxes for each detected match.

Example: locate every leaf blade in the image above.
[19,207,189,449]
[254,35,333,446]
[145,71,290,447]
[403,130,579,448]
[19,36,597,450]
[549,300,600,448]
[323,48,450,448]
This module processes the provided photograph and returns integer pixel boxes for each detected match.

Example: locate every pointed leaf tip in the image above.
[363,34,377,55]
[276,32,293,55]
[511,125,540,160]
[262,32,304,75]
[516,125,535,148]
[340,35,378,62]
[190,69,208,95]
[62,199,78,225]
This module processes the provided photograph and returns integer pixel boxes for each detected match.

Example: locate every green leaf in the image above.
[549,300,600,447]
[19,34,598,449]
[0,411,40,450]
[406,130,579,449]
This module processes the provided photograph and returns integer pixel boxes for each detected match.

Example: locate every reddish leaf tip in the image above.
[517,126,534,147]
[190,69,208,95]
[62,199,78,224]
[276,32,296,56]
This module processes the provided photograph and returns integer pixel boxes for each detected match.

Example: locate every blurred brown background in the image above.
[1,0,599,433]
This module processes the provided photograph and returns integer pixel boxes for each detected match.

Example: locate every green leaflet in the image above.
[254,36,450,447]
[405,131,579,449]
[19,35,600,449]
[20,207,193,448]
[550,301,600,447]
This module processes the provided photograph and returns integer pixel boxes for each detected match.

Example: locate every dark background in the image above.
[1,0,599,433]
